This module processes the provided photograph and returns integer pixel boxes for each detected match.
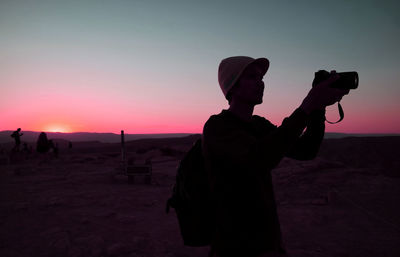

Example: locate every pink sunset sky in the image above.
[1,1,399,134]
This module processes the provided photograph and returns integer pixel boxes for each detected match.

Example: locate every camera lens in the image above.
[337,71,358,89]
[354,72,359,89]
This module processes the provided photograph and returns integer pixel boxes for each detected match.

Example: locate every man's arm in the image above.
[203,108,310,173]
[285,109,325,160]
[257,108,309,169]
[282,71,350,160]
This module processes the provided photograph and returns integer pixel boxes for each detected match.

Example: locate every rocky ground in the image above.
[0,136,399,257]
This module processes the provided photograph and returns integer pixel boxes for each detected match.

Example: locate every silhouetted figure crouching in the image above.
[36,132,51,153]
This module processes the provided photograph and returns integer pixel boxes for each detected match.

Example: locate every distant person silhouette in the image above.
[11,128,23,152]
[36,132,50,153]
[202,56,349,257]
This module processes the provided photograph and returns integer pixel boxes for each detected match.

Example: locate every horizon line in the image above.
[1,130,400,135]
[0,130,196,135]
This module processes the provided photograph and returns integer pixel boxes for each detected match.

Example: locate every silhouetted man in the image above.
[11,128,23,152]
[202,56,349,257]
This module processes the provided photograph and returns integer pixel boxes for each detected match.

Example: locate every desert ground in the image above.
[1,135,400,257]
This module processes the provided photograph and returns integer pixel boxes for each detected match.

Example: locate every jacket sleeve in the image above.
[202,108,309,173]
[285,109,325,160]
[257,108,309,169]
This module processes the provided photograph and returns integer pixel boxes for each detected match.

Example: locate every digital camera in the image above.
[312,70,358,89]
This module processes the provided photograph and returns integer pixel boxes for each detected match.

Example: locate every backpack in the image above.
[165,138,215,246]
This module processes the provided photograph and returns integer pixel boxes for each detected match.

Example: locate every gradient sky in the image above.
[1,0,399,134]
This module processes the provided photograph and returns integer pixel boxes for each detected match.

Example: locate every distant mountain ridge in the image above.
[323,133,400,138]
[0,130,399,144]
[0,131,192,144]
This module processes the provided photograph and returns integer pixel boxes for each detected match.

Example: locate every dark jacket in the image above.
[202,108,325,257]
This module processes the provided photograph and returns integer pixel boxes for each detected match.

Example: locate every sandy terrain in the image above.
[1,136,399,257]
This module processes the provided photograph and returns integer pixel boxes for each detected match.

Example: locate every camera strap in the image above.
[325,102,344,124]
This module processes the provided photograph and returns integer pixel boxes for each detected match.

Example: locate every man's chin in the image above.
[243,97,263,105]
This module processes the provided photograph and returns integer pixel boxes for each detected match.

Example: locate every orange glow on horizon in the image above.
[42,124,71,133]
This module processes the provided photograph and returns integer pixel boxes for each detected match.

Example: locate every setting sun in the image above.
[43,125,70,133]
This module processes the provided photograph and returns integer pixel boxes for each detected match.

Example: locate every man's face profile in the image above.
[230,63,265,106]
